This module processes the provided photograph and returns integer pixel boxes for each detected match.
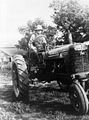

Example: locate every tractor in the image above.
[12,34,89,114]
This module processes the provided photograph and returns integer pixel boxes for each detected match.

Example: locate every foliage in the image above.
[18,26,30,35]
[15,37,29,50]
[50,0,89,42]
[27,18,47,31]
[16,18,47,50]
[50,0,89,30]
[18,18,46,35]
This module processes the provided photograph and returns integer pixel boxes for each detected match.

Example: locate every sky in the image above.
[0,0,89,47]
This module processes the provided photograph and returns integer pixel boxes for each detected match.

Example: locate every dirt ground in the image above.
[0,69,89,120]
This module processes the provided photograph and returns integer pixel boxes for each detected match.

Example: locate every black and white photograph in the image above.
[1,0,89,119]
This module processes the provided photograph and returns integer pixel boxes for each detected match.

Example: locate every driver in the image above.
[28,25,47,66]
[29,25,47,52]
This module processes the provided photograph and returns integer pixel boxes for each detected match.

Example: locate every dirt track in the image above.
[0,70,89,120]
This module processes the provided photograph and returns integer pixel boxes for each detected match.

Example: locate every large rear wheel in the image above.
[12,55,29,100]
[69,81,88,114]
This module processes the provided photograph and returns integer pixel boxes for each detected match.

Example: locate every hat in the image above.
[35,25,43,31]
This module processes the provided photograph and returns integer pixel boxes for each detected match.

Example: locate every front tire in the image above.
[69,81,88,114]
[12,55,29,100]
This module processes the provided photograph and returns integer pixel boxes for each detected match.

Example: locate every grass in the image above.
[0,69,89,120]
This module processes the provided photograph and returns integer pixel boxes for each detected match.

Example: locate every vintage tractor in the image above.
[12,36,89,114]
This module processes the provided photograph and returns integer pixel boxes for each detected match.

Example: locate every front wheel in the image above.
[69,81,88,114]
[12,55,29,100]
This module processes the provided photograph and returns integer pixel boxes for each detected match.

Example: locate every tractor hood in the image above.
[43,42,89,59]
[45,44,73,59]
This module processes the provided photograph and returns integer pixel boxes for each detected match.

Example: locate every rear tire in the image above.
[12,55,29,100]
[69,81,88,114]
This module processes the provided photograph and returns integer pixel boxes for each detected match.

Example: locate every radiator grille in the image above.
[70,45,89,73]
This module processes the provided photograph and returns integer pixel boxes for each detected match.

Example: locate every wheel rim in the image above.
[70,90,81,112]
[70,82,88,114]
[12,66,20,98]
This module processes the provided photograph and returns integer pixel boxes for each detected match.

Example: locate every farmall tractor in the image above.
[12,33,89,115]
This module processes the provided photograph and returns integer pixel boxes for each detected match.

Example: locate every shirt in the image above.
[29,33,46,44]
[29,33,47,50]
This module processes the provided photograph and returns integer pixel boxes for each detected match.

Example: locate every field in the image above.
[0,69,89,120]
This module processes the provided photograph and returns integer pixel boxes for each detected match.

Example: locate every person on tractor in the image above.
[52,26,64,46]
[28,25,47,67]
[29,25,47,52]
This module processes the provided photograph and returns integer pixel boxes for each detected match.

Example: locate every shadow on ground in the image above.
[0,70,89,120]
[0,83,78,116]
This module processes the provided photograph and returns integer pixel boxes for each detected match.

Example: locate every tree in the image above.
[50,0,89,42]
[15,37,29,50]
[18,26,30,35]
[27,18,47,32]
[16,18,46,50]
